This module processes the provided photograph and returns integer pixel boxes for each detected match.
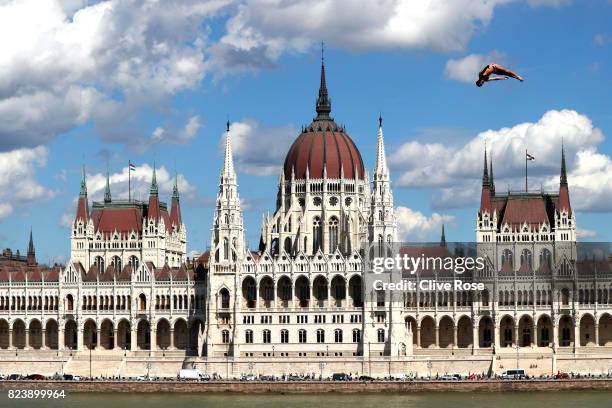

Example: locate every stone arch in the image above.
[295,275,310,308]
[405,316,418,345]
[12,319,26,349]
[499,315,515,347]
[536,314,553,347]
[420,316,436,348]
[0,319,9,349]
[258,276,275,308]
[137,319,150,350]
[218,287,230,310]
[438,315,454,348]
[312,275,328,307]
[138,293,147,311]
[44,319,59,349]
[83,319,97,349]
[100,319,114,350]
[28,319,43,349]
[330,275,346,307]
[64,320,77,350]
[242,276,256,309]
[157,319,171,350]
[580,314,596,346]
[479,316,493,348]
[518,315,533,347]
[189,318,205,355]
[457,316,473,348]
[348,275,363,307]
[276,276,292,308]
[117,319,131,350]
[599,314,612,346]
[558,315,574,347]
[174,319,188,350]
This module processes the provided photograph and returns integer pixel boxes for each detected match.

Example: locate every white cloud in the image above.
[222,119,296,176]
[395,206,454,241]
[151,115,203,144]
[0,0,229,150]
[527,0,571,7]
[576,228,597,239]
[388,109,612,212]
[444,51,504,83]
[86,163,195,203]
[594,34,612,46]
[0,146,55,220]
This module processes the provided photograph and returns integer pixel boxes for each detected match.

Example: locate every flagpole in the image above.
[525,149,528,192]
[128,160,131,202]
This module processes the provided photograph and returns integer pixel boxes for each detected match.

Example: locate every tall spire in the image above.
[104,171,112,203]
[223,120,236,177]
[79,165,87,197]
[150,162,158,196]
[26,228,36,265]
[374,114,388,176]
[482,148,490,186]
[172,170,180,201]
[440,224,447,248]
[560,142,568,186]
[170,169,182,228]
[315,42,332,121]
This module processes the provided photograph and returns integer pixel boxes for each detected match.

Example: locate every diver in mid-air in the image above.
[476,63,524,87]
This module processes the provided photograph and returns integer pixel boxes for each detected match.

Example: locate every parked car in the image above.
[8,374,20,380]
[358,375,374,381]
[332,373,349,381]
[25,374,46,380]
[555,372,570,379]
[500,369,526,379]
[440,374,459,381]
[240,374,257,381]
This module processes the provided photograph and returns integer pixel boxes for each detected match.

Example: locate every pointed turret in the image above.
[76,166,89,223]
[26,229,36,266]
[170,170,182,229]
[223,120,236,179]
[314,44,332,121]
[558,144,571,213]
[104,171,112,203]
[489,152,495,195]
[374,114,388,177]
[440,224,447,248]
[480,149,492,213]
[148,163,160,221]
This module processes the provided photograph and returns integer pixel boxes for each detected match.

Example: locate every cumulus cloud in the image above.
[0,146,56,220]
[388,109,612,212]
[576,228,597,239]
[444,51,504,83]
[151,115,203,144]
[222,119,296,176]
[395,206,454,241]
[527,0,571,7]
[85,163,196,204]
[0,0,229,151]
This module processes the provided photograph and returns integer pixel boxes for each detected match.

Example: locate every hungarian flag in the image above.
[526,152,535,161]
[129,161,136,171]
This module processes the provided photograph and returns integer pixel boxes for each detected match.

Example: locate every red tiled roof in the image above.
[501,196,550,227]
[283,120,364,180]
[170,198,182,229]
[92,207,143,236]
[75,196,89,224]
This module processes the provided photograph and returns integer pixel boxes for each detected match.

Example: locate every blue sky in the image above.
[1,0,612,264]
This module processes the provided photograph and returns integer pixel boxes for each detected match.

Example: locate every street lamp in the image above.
[319,362,326,380]
[272,345,275,357]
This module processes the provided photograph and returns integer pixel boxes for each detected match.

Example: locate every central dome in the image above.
[283,59,365,180]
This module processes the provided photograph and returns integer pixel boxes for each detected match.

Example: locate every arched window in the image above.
[298,329,307,343]
[129,256,139,271]
[313,217,322,252]
[222,330,230,344]
[263,329,271,344]
[219,288,230,309]
[111,256,122,273]
[502,249,513,268]
[94,256,105,274]
[334,329,343,343]
[352,329,361,343]
[138,294,146,311]
[245,330,253,344]
[280,329,289,344]
[377,328,385,343]
[540,248,552,270]
[328,217,338,253]
[316,329,325,343]
[520,249,532,270]
[66,294,74,311]
[561,288,570,305]
[223,238,229,260]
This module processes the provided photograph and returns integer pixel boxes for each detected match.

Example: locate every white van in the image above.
[500,369,526,379]
[179,369,206,380]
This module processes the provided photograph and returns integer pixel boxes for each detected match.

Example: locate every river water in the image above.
[1,392,611,408]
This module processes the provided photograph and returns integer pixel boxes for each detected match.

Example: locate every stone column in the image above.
[8,329,13,349]
[514,325,519,347]
[24,329,30,350]
[41,329,47,350]
[58,327,64,351]
[472,322,479,352]
[76,325,83,351]
[532,324,537,347]
[494,322,500,351]
[434,323,440,348]
[574,323,580,349]
[553,323,559,350]
[96,328,101,350]
[169,328,175,350]
[113,329,119,349]
[130,327,137,351]
[150,328,157,351]
[595,324,600,347]
[416,326,421,348]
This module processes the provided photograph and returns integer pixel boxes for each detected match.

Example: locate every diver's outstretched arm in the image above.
[488,77,508,81]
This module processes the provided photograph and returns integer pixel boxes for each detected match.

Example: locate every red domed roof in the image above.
[283,58,364,180]
[284,120,364,180]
